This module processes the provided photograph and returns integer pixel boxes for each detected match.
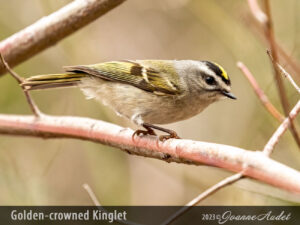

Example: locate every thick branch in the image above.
[0,114,300,194]
[0,0,126,75]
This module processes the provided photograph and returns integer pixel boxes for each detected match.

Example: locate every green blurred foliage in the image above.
[0,0,299,205]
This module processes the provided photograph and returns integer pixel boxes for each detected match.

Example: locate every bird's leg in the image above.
[132,123,157,140]
[142,123,181,141]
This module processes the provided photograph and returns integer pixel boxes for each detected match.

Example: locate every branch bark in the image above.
[1,114,300,194]
[0,0,126,75]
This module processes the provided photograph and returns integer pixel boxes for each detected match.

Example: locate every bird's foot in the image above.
[158,131,181,142]
[132,125,157,140]
[132,123,181,142]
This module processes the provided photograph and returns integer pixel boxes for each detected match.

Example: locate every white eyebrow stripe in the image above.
[198,63,215,77]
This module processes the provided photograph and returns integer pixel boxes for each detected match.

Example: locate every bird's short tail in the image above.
[21,73,86,90]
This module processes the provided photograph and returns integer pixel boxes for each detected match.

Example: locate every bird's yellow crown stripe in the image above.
[213,62,229,80]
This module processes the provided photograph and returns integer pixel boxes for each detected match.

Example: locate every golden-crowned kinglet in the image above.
[22,60,236,140]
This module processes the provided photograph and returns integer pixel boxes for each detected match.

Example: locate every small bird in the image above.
[22,60,236,140]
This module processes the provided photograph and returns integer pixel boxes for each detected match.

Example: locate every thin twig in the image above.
[82,183,141,225]
[0,0,126,75]
[160,172,244,225]
[276,43,300,81]
[0,54,23,84]
[0,53,41,117]
[267,50,300,94]
[263,0,290,114]
[82,183,101,206]
[263,100,300,156]
[237,61,284,122]
[247,0,268,24]
[237,61,300,148]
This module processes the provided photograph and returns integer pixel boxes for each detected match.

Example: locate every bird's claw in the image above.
[158,132,181,142]
[132,129,157,141]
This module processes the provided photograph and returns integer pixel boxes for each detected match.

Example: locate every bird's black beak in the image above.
[222,91,237,100]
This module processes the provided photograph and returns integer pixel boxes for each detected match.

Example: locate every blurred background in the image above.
[0,0,299,205]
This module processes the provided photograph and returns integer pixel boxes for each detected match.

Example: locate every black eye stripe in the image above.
[202,61,231,85]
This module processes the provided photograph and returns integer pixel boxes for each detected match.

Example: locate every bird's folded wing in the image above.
[64,61,182,95]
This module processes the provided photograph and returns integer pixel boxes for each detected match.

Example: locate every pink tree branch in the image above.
[237,61,284,122]
[1,113,300,194]
[0,0,126,75]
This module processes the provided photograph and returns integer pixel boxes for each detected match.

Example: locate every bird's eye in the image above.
[205,76,216,85]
